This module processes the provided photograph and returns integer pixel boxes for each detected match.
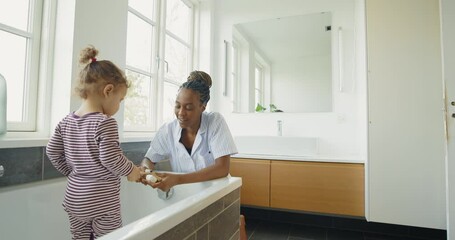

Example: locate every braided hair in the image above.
[179,71,212,105]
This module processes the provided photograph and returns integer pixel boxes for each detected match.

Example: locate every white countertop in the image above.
[232,153,365,164]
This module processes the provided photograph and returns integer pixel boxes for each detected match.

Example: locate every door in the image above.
[441,0,455,238]
[366,0,446,229]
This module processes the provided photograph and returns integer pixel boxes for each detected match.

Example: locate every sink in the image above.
[234,136,318,156]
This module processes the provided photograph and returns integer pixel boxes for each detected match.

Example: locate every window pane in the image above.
[0,31,27,122]
[124,70,152,128]
[164,35,189,82]
[163,82,179,123]
[166,0,190,42]
[0,0,30,31]
[128,0,154,20]
[126,13,153,72]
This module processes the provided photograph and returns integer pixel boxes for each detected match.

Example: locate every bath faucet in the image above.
[277,120,282,136]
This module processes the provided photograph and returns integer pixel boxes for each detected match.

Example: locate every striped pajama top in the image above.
[145,112,238,172]
[46,112,134,219]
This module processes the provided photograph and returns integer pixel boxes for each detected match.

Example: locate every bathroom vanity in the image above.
[230,156,364,217]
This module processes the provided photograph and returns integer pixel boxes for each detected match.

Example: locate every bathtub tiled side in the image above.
[0,142,149,188]
[155,188,241,240]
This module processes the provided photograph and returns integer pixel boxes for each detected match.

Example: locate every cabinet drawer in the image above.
[230,158,270,207]
[271,161,364,216]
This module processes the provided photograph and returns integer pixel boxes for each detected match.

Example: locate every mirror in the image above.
[232,12,332,113]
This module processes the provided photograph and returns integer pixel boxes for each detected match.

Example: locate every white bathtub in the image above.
[0,175,242,240]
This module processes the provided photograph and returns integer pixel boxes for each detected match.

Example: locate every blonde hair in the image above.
[75,45,129,99]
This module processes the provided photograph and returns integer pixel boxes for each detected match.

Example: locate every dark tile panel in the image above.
[185,234,196,240]
[155,196,224,240]
[229,230,240,240]
[0,147,43,187]
[121,142,149,165]
[120,142,150,152]
[223,188,240,208]
[208,199,240,240]
[0,142,154,188]
[196,224,209,240]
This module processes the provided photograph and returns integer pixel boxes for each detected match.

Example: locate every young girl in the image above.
[46,46,142,239]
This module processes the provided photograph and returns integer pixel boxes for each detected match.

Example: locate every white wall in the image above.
[205,0,367,158]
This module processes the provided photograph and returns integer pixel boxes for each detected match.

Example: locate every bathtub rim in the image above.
[99,175,242,240]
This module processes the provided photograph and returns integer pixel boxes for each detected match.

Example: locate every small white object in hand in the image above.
[146,174,158,183]
[145,169,151,174]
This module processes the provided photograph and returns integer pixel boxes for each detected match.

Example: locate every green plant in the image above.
[255,103,266,112]
[269,103,283,112]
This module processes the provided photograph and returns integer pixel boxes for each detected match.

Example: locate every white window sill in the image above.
[0,131,49,148]
[121,132,155,143]
[0,131,155,149]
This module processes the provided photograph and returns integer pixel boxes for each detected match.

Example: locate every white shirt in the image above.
[145,112,238,173]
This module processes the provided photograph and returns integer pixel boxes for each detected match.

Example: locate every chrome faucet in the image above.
[277,120,282,136]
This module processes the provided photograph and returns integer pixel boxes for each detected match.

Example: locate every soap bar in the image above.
[146,174,157,183]
[145,171,162,183]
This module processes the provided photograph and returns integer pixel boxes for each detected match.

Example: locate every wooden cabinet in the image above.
[270,161,364,217]
[230,158,270,207]
[231,157,364,217]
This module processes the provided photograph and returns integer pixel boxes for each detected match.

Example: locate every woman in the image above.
[141,71,238,191]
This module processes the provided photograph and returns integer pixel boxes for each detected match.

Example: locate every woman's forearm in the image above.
[177,156,230,185]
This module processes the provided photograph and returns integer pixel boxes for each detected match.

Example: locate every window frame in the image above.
[1,0,44,132]
[124,0,194,133]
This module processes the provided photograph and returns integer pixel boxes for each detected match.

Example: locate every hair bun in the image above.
[79,45,99,64]
[187,71,212,88]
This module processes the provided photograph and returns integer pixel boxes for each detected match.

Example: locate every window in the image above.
[0,0,44,131]
[124,0,193,132]
[254,64,264,107]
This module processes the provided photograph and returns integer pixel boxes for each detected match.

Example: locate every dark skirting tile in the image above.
[241,206,271,220]
[327,229,363,240]
[408,226,447,240]
[332,217,409,236]
[364,232,425,240]
[270,210,333,228]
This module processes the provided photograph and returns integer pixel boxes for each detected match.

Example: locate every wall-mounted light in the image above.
[223,40,228,96]
[338,26,343,93]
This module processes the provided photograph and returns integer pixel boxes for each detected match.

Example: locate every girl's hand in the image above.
[127,166,143,182]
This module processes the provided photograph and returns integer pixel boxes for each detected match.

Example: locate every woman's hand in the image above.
[142,172,180,192]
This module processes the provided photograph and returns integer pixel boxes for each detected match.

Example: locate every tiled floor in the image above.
[244,218,444,240]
